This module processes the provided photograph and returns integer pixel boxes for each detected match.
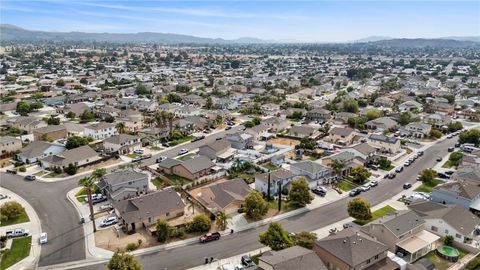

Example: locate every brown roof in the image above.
[114,188,185,224]
[329,127,354,137]
[256,168,295,183]
[315,228,388,267]
[197,179,251,210]
[260,246,327,270]
[41,145,97,166]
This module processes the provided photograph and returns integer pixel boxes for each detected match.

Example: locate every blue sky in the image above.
[1,1,479,42]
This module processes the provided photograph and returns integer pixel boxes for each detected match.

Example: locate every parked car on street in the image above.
[191,135,205,142]
[436,156,443,162]
[349,189,361,197]
[156,156,167,163]
[395,167,403,173]
[418,150,424,156]
[100,216,117,227]
[241,255,255,267]
[6,228,29,238]
[360,184,371,192]
[448,147,454,152]
[39,232,48,244]
[369,180,378,187]
[24,175,36,181]
[225,126,232,130]
[403,183,412,189]
[388,172,396,179]
[199,232,221,243]
[178,148,189,155]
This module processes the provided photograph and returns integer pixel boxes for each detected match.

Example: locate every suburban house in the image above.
[263,117,290,132]
[347,143,378,164]
[326,127,355,145]
[460,153,480,170]
[431,102,454,115]
[246,124,270,141]
[113,188,185,232]
[198,139,234,162]
[0,136,22,157]
[321,151,362,177]
[258,246,327,270]
[424,113,451,129]
[39,145,101,171]
[405,122,432,138]
[289,160,333,186]
[399,100,423,112]
[374,96,394,108]
[288,125,317,139]
[365,117,398,132]
[409,201,480,246]
[314,228,397,270]
[254,168,296,197]
[368,134,401,154]
[306,108,332,123]
[364,210,439,262]
[261,103,281,116]
[193,179,251,214]
[430,181,480,212]
[17,141,65,164]
[33,125,68,141]
[450,167,480,184]
[157,155,216,181]
[98,170,149,201]
[9,116,47,133]
[227,133,254,150]
[103,134,142,154]
[84,122,118,140]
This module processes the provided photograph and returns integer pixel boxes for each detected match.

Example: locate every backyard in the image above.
[420,247,468,270]
[0,236,31,269]
[164,174,192,186]
[354,205,396,225]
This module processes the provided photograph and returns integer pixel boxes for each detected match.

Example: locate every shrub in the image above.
[18,166,26,172]
[125,243,138,251]
[444,235,454,246]
[187,214,211,233]
[0,201,25,220]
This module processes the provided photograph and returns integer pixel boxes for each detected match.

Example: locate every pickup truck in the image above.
[199,232,221,243]
[6,228,30,238]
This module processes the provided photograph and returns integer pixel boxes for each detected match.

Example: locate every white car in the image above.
[178,148,189,155]
[39,232,48,244]
[100,216,118,227]
[133,149,144,154]
[156,156,167,163]
[360,184,371,191]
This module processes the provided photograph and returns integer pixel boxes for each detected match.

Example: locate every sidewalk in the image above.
[0,187,42,270]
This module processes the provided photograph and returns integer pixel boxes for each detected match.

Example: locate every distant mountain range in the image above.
[1,24,479,47]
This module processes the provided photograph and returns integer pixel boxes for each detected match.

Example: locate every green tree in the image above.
[92,168,107,179]
[116,122,126,134]
[244,121,254,128]
[252,117,262,126]
[187,214,211,233]
[243,191,269,220]
[347,197,372,221]
[459,129,480,147]
[366,110,381,121]
[66,136,89,149]
[167,93,182,103]
[342,99,359,113]
[156,219,175,242]
[56,79,65,87]
[444,235,454,246]
[430,129,443,139]
[448,151,464,167]
[288,178,313,207]
[350,166,372,184]
[329,159,345,177]
[377,157,392,170]
[292,231,317,249]
[175,84,191,93]
[215,211,230,231]
[79,110,95,123]
[16,101,30,116]
[135,84,150,95]
[298,137,316,150]
[66,111,76,119]
[0,201,24,221]
[290,111,303,120]
[419,168,437,186]
[399,112,414,125]
[78,176,97,232]
[259,222,293,251]
[448,121,463,132]
[107,251,142,270]
[205,96,213,109]
[64,163,78,175]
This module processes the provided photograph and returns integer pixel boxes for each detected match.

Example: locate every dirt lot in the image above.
[95,227,157,251]
[267,137,300,146]
[77,158,122,174]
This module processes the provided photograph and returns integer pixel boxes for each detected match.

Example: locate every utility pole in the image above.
[278,180,282,211]
[267,170,271,201]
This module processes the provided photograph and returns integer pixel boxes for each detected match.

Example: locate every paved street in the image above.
[74,136,456,270]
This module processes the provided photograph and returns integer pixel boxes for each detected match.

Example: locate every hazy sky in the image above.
[1,1,479,42]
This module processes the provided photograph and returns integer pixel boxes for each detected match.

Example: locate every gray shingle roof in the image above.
[198,179,251,209]
[260,246,327,270]
[19,141,58,158]
[369,210,424,238]
[369,134,399,144]
[181,155,215,174]
[290,160,330,174]
[41,145,98,166]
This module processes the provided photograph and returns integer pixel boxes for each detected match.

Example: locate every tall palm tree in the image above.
[79,176,97,232]
[166,112,175,137]
[215,211,230,231]
[116,122,126,134]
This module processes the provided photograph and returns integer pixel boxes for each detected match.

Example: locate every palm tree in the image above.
[166,112,175,137]
[92,168,107,180]
[79,176,97,232]
[215,211,230,231]
[115,122,126,134]
[329,159,345,179]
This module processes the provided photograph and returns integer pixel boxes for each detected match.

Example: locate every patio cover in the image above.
[396,230,440,254]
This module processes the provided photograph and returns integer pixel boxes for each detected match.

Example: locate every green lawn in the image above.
[262,163,278,171]
[151,177,164,189]
[164,174,191,186]
[380,165,395,171]
[33,170,47,176]
[149,146,162,151]
[354,205,396,225]
[442,161,455,168]
[44,171,63,178]
[267,199,298,212]
[169,135,194,146]
[0,210,29,227]
[0,236,31,270]
[126,153,140,159]
[228,172,255,184]
[337,180,358,191]
[414,179,440,193]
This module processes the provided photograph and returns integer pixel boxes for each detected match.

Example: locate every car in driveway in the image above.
[178,148,189,155]
[39,232,48,244]
[311,187,327,196]
[241,255,255,267]
[349,189,361,197]
[133,149,144,154]
[24,175,36,181]
[156,156,167,163]
[100,216,117,227]
[403,183,412,189]
[6,228,30,238]
[360,184,371,192]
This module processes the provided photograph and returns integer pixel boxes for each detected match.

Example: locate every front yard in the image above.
[177,153,196,161]
[0,207,29,227]
[337,180,358,192]
[0,236,31,269]
[353,205,396,225]
[169,135,194,146]
[442,161,455,168]
[414,179,440,193]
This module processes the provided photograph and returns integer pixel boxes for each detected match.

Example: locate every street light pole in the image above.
[278,180,282,211]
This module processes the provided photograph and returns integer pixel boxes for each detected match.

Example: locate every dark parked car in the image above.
[311,187,327,196]
[448,147,454,152]
[395,167,404,173]
[199,232,221,243]
[225,126,232,130]
[6,169,17,174]
[403,183,412,189]
[436,156,443,162]
[241,255,255,267]
[349,189,361,197]
[388,172,396,179]
[444,170,455,176]
[191,135,205,142]
[455,143,461,148]
[418,151,424,156]
[437,172,449,179]
[343,222,354,229]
